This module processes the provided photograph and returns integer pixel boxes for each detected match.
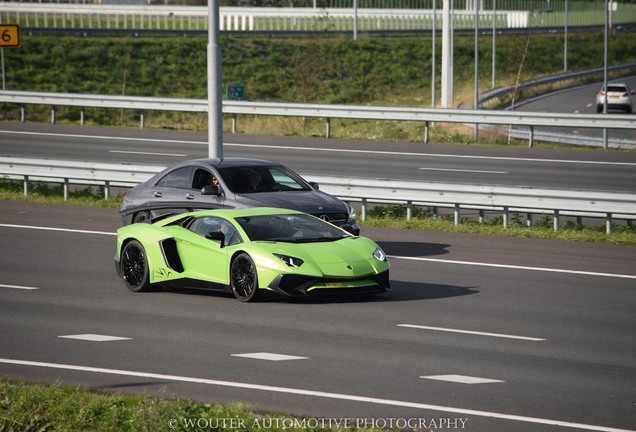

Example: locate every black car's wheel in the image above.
[120,240,152,292]
[230,253,259,302]
[133,211,150,224]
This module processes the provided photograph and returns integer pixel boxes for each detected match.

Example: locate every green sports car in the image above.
[115,208,390,302]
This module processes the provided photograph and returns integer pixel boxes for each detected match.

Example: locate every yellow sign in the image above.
[0,24,21,48]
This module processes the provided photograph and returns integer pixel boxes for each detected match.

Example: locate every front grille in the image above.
[270,270,390,297]
[309,212,348,225]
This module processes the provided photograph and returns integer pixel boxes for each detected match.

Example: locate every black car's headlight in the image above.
[274,254,304,267]
[373,247,387,262]
[345,202,357,223]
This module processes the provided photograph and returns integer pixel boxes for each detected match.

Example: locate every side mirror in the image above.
[308,181,319,190]
[201,185,221,196]
[205,231,225,248]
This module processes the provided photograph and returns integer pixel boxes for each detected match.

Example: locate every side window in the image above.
[192,169,218,190]
[189,217,242,246]
[155,167,191,189]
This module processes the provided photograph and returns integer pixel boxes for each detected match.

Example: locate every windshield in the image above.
[218,165,311,194]
[235,214,352,243]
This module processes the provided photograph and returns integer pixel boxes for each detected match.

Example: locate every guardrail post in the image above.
[21,105,25,123]
[479,209,484,223]
[104,180,110,200]
[63,178,69,201]
[23,175,29,196]
[553,209,560,231]
[407,201,413,220]
[529,125,534,148]
[140,110,145,129]
[232,114,237,133]
[361,198,367,221]
[424,121,429,144]
[80,107,85,125]
[527,213,533,227]
[51,105,56,125]
[454,204,460,226]
[503,206,509,228]
[326,118,331,139]
[606,213,612,234]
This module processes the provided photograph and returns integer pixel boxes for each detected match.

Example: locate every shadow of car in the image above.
[120,158,359,234]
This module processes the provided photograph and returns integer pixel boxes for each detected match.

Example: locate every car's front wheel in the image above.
[230,253,259,302]
[120,240,152,292]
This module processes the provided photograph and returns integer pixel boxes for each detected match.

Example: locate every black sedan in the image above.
[120,158,360,235]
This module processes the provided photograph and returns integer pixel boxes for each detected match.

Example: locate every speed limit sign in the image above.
[0,24,21,48]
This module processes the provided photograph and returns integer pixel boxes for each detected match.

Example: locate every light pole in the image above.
[208,0,223,159]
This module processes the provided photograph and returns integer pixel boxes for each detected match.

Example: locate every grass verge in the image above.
[2,180,635,245]
[0,379,364,432]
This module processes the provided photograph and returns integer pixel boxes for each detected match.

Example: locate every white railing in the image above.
[0,4,526,31]
[2,156,635,233]
[1,90,635,149]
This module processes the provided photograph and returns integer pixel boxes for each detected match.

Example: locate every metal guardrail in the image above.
[2,156,635,234]
[478,62,636,107]
[1,90,635,148]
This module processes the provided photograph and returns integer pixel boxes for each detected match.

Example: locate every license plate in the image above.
[324,282,344,287]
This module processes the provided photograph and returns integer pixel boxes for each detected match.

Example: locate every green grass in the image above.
[3,31,635,143]
[0,379,362,432]
[2,180,635,245]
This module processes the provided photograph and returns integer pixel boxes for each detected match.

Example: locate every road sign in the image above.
[226,84,245,100]
[0,24,20,48]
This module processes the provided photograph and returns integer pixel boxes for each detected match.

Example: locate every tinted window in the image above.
[189,216,242,246]
[235,214,351,243]
[155,167,191,189]
[218,166,310,194]
[606,86,628,93]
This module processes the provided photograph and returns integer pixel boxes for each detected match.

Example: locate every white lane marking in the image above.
[0,358,632,432]
[0,284,39,290]
[388,255,636,280]
[397,324,546,341]
[225,142,636,167]
[232,352,308,361]
[110,150,187,157]
[418,167,508,174]
[0,224,115,236]
[0,129,196,145]
[2,224,634,280]
[420,374,505,384]
[2,129,636,167]
[58,334,131,342]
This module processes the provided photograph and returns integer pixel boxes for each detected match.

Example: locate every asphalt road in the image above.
[2,121,636,194]
[1,201,635,432]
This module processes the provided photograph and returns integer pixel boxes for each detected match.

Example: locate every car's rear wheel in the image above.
[230,253,259,302]
[133,211,150,223]
[120,240,152,292]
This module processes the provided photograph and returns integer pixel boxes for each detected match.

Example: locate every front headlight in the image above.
[345,202,357,223]
[373,247,387,262]
[274,254,304,267]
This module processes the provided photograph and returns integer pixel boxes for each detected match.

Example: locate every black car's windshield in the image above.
[235,214,352,243]
[218,166,311,194]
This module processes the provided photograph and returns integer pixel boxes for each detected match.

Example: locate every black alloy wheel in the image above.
[120,240,152,292]
[230,253,259,302]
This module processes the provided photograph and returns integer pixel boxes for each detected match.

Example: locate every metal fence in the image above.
[1,89,635,149]
[2,2,635,31]
[1,156,636,233]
